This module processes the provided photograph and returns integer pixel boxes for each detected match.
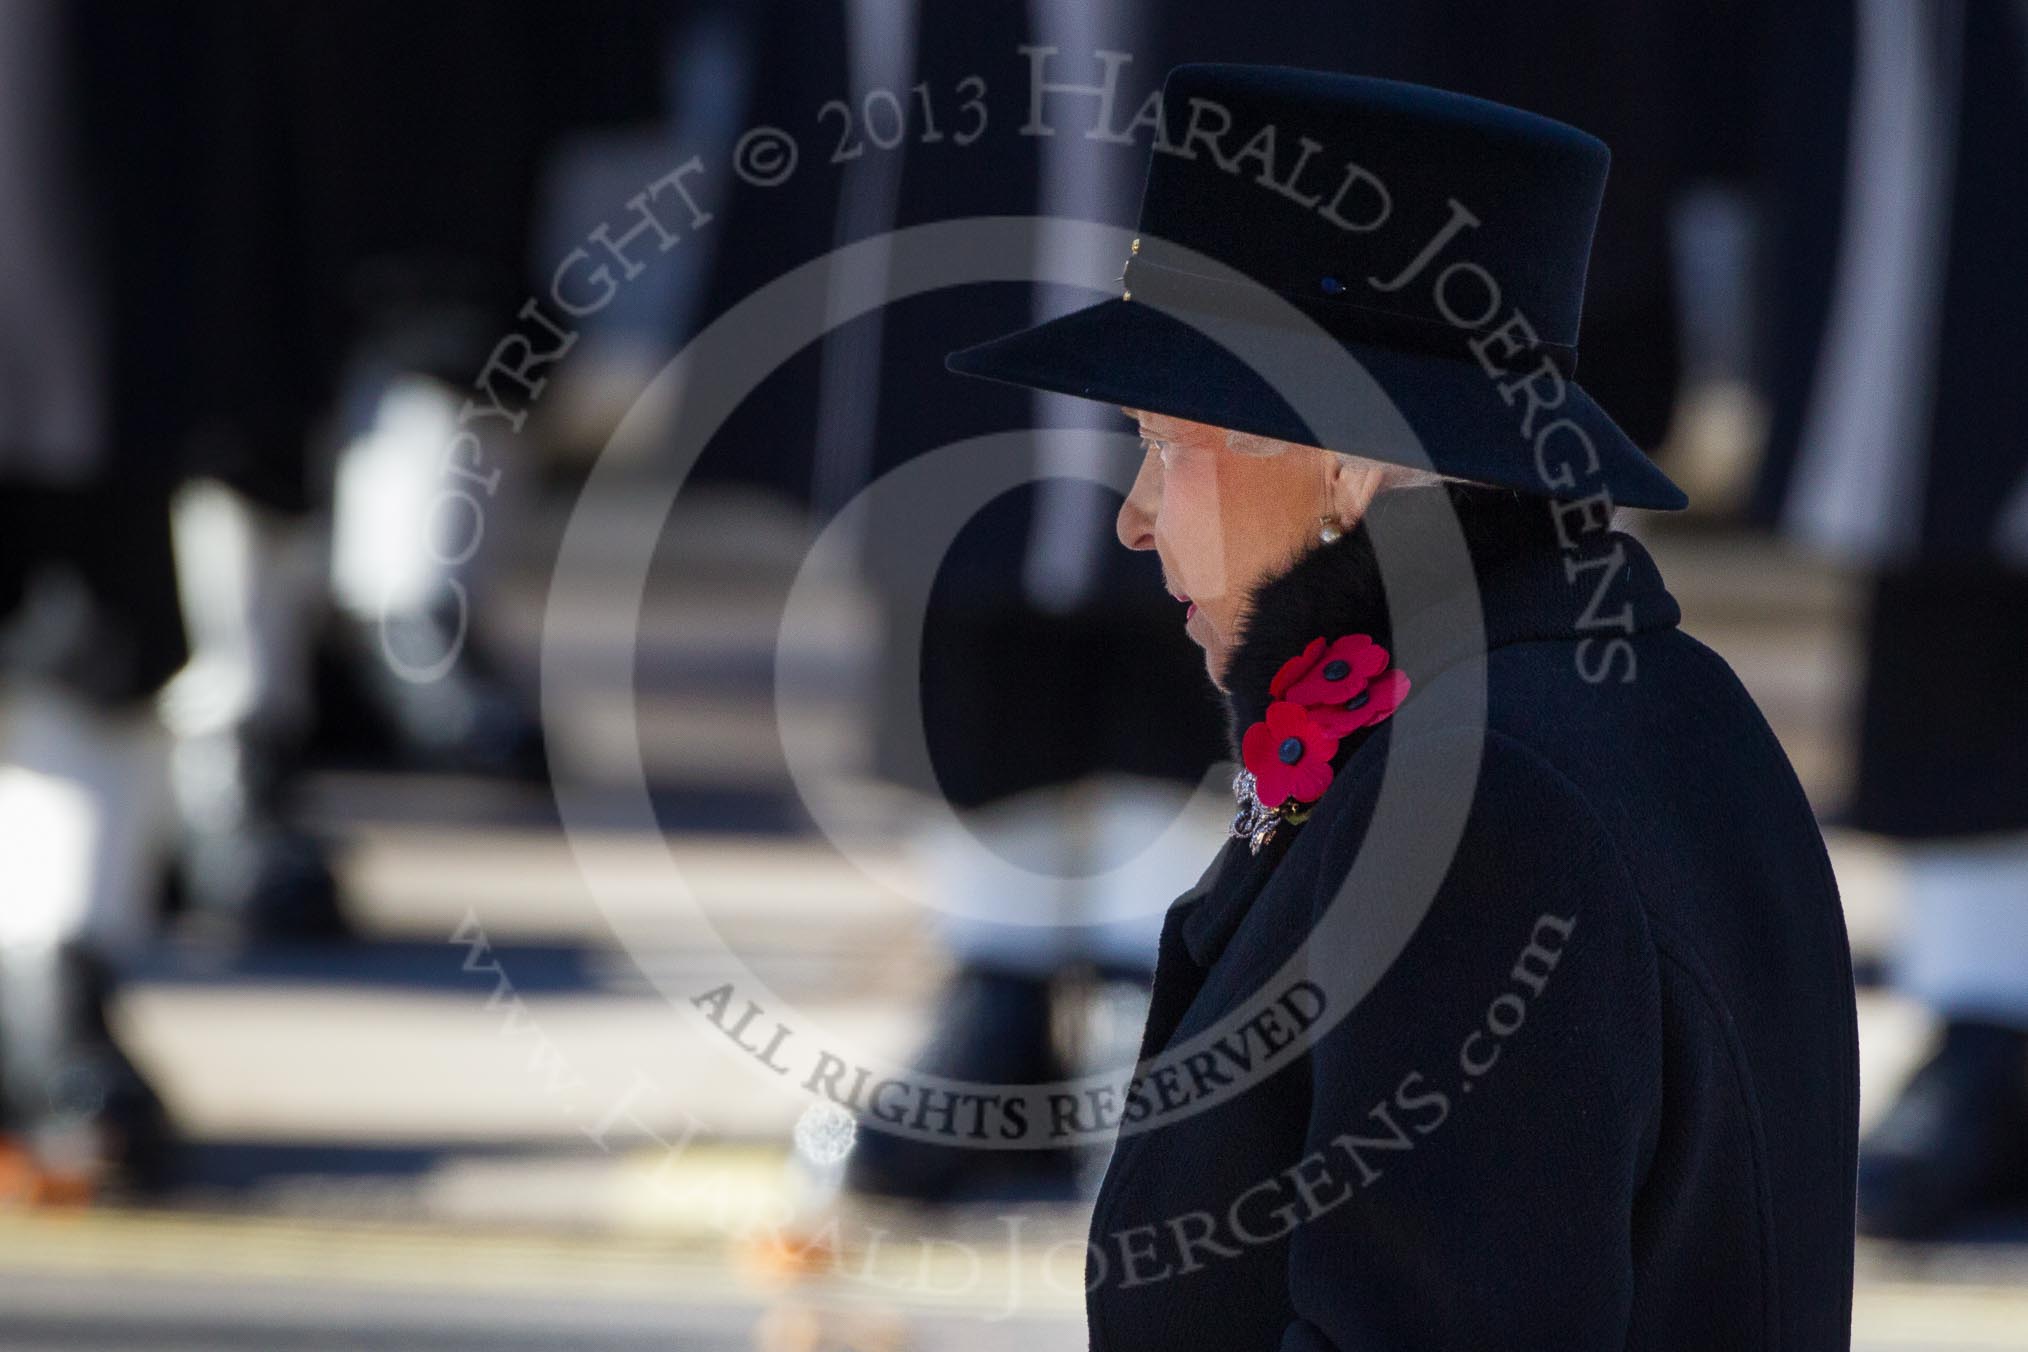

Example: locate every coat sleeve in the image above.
[1277,729,1664,1351]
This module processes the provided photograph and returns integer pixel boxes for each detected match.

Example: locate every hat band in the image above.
[1121,254,1578,379]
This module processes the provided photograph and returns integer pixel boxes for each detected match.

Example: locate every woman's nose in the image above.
[1116,457,1158,550]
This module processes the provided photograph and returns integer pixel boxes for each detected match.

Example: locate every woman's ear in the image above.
[1324,454,1390,529]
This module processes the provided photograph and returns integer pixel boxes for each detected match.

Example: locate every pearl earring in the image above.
[1318,515,1343,544]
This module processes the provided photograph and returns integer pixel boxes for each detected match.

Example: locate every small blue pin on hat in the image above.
[946,64,1687,512]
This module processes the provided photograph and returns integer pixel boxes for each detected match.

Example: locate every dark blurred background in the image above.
[0,1,2023,1346]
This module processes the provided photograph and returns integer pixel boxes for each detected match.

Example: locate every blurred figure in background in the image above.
[1752,0,2028,1238]
[0,0,663,1195]
[749,0,1234,1204]
[0,0,186,1199]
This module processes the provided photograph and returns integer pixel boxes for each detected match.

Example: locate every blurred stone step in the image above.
[115,982,926,1147]
[326,818,931,954]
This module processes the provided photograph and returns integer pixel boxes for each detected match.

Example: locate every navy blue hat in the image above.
[946,65,1687,511]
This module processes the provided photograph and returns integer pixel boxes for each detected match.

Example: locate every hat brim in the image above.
[945,297,1688,512]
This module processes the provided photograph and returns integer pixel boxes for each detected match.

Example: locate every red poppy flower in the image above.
[1308,667,1411,737]
[1283,634,1390,705]
[1241,700,1342,808]
[1268,637,1327,698]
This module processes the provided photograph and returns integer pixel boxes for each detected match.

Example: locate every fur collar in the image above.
[1219,484,1559,755]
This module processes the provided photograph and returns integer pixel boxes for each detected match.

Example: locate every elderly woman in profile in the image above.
[945,66,1858,1351]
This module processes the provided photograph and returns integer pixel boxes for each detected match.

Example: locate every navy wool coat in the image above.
[1084,487,1859,1350]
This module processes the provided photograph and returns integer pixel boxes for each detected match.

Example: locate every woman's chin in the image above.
[1178,606,1229,687]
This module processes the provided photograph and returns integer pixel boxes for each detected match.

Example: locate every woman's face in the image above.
[1116,409,1376,687]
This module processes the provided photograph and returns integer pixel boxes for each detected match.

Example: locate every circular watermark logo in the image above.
[539,214,1488,1151]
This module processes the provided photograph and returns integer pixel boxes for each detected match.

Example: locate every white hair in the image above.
[1221,425,1461,490]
